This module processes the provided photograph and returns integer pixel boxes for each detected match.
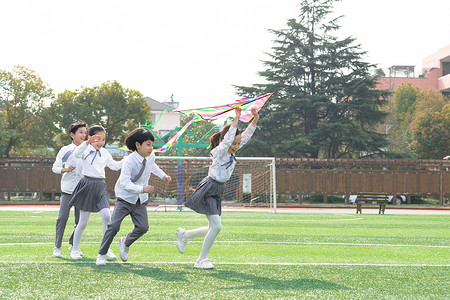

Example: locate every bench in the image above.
[355,193,388,214]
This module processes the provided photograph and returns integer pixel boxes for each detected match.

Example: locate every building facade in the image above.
[144,96,181,137]
[376,44,450,95]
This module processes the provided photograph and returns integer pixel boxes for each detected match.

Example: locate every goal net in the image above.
[148,156,276,211]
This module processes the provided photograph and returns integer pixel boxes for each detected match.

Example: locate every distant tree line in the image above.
[1,0,447,159]
[0,66,151,157]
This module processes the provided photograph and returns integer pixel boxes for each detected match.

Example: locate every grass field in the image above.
[0,209,449,299]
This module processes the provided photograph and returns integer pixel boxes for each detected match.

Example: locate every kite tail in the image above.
[153,115,202,153]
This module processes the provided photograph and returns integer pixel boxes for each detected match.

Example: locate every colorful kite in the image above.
[121,93,273,153]
[174,93,273,123]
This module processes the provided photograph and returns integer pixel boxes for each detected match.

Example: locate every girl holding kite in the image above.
[176,106,259,269]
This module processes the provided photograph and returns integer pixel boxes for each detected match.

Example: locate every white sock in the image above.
[199,214,221,259]
[184,226,209,240]
[99,208,111,235]
[72,210,90,252]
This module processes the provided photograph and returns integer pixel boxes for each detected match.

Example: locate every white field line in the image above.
[0,241,448,248]
[0,261,448,267]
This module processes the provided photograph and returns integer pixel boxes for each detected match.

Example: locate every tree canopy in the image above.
[389,84,449,159]
[0,65,53,157]
[235,0,389,158]
[409,90,449,159]
[47,81,151,151]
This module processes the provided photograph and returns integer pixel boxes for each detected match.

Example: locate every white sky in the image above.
[1,0,449,110]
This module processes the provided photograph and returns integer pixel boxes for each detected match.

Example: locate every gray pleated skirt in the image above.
[69,176,110,212]
[185,176,225,216]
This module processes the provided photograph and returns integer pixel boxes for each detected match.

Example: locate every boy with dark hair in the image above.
[96,128,171,265]
[51,121,87,258]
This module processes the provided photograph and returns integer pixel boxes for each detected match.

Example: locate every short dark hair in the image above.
[68,121,87,139]
[88,125,105,136]
[125,128,155,151]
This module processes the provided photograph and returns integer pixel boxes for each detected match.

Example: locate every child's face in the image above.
[136,140,154,157]
[91,131,106,150]
[71,127,87,146]
[228,134,241,154]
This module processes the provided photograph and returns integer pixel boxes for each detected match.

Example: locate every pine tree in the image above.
[235,0,389,158]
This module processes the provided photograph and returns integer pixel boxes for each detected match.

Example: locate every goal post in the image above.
[149,156,277,213]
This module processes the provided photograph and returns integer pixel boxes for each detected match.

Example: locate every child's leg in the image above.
[183,226,209,239]
[99,208,111,234]
[68,206,80,246]
[199,214,222,259]
[54,193,72,248]
[72,210,91,252]
[125,202,149,247]
[98,201,128,255]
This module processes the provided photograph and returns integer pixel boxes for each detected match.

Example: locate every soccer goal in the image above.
[149,156,277,212]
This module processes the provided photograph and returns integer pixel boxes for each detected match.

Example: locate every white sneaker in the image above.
[96,254,106,266]
[176,228,188,254]
[194,257,214,269]
[52,247,62,258]
[70,250,82,260]
[119,236,129,262]
[106,248,117,261]
[68,246,83,256]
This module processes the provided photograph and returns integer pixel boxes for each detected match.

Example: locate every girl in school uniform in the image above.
[177,106,259,269]
[51,121,87,258]
[69,125,123,260]
[96,128,171,265]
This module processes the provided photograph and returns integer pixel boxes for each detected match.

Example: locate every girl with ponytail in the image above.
[176,106,259,269]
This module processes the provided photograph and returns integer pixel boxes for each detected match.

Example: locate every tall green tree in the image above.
[0,65,53,157]
[410,90,449,159]
[235,0,389,158]
[47,81,151,151]
[389,83,421,155]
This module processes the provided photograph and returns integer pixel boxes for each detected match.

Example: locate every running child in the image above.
[51,121,87,258]
[69,125,123,260]
[96,128,171,265]
[177,106,259,269]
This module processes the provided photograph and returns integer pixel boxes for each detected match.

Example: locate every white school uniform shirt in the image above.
[208,124,256,183]
[115,151,167,204]
[52,143,84,194]
[73,141,122,179]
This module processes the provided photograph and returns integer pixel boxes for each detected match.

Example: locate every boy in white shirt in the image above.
[96,128,171,265]
[51,121,87,258]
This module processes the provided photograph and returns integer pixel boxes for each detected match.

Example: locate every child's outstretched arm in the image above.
[250,107,259,126]
[239,107,259,148]
[231,107,242,127]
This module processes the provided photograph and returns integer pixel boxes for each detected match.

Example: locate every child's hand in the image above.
[250,107,259,125]
[143,185,155,193]
[251,107,259,119]
[164,175,172,183]
[62,166,76,173]
[87,135,101,145]
[231,106,242,127]
[235,107,242,118]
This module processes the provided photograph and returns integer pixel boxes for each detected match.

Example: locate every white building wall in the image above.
[152,111,181,136]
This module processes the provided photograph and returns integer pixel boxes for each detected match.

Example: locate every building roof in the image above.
[144,97,176,111]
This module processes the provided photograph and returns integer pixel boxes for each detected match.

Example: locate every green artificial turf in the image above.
[0,210,449,299]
